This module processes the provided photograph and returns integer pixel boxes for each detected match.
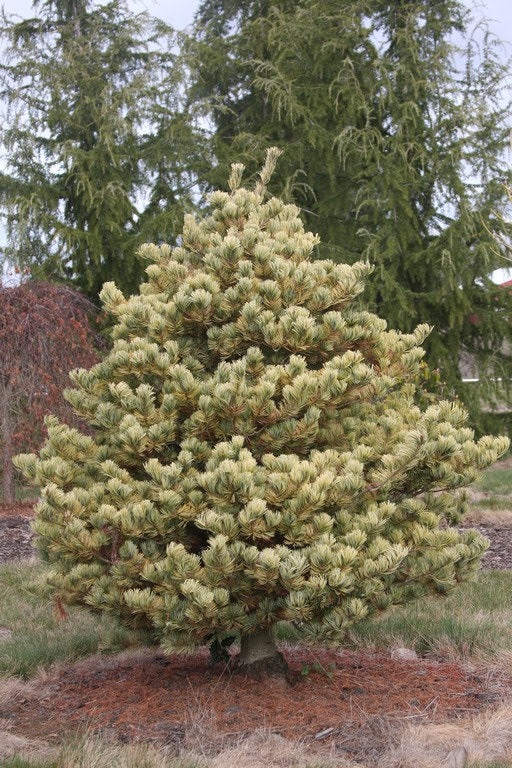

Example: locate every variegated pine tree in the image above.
[15,150,509,676]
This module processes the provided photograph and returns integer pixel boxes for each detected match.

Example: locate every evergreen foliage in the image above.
[192,0,512,425]
[0,0,204,299]
[15,153,509,655]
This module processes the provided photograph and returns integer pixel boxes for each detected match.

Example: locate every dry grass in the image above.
[4,710,512,768]
[381,700,512,768]
[0,729,53,765]
[0,677,35,709]
[178,701,354,768]
[0,731,356,768]
[207,732,352,768]
[0,736,201,767]
[0,678,47,765]
[463,505,512,526]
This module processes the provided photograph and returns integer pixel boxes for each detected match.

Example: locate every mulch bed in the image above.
[1,648,508,758]
[461,522,512,571]
[0,502,37,563]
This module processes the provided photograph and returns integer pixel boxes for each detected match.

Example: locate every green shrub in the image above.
[15,152,508,663]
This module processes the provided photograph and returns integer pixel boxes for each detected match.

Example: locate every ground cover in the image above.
[475,465,512,495]
[464,462,512,525]
[0,562,142,678]
[4,645,508,744]
[2,679,512,767]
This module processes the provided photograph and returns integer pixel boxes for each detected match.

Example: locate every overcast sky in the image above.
[0,0,510,40]
[0,0,197,25]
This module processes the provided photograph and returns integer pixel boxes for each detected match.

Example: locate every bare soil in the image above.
[1,648,509,763]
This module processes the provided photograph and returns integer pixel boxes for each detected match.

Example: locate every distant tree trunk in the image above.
[0,385,14,504]
[235,627,288,679]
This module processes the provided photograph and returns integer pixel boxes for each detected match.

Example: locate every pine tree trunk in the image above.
[234,627,288,679]
[0,388,14,504]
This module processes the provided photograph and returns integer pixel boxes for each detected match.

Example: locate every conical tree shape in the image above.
[15,151,509,665]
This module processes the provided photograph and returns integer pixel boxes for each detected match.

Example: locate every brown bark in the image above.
[233,627,289,680]
[1,386,14,504]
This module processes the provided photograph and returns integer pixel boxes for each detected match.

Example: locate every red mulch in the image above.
[5,648,507,751]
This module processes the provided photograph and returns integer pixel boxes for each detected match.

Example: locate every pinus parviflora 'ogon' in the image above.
[15,150,509,676]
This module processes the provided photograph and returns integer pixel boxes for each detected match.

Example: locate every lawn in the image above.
[347,570,512,658]
[464,462,512,525]
[0,741,205,768]
[476,466,512,496]
[0,562,146,678]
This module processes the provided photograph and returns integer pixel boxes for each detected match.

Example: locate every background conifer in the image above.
[191,0,512,428]
[0,0,204,299]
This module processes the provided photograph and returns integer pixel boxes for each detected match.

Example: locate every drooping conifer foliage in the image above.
[192,0,512,426]
[15,153,509,670]
[0,0,204,300]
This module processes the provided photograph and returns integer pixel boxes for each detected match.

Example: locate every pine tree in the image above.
[15,152,509,675]
[0,0,204,299]
[191,0,512,428]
